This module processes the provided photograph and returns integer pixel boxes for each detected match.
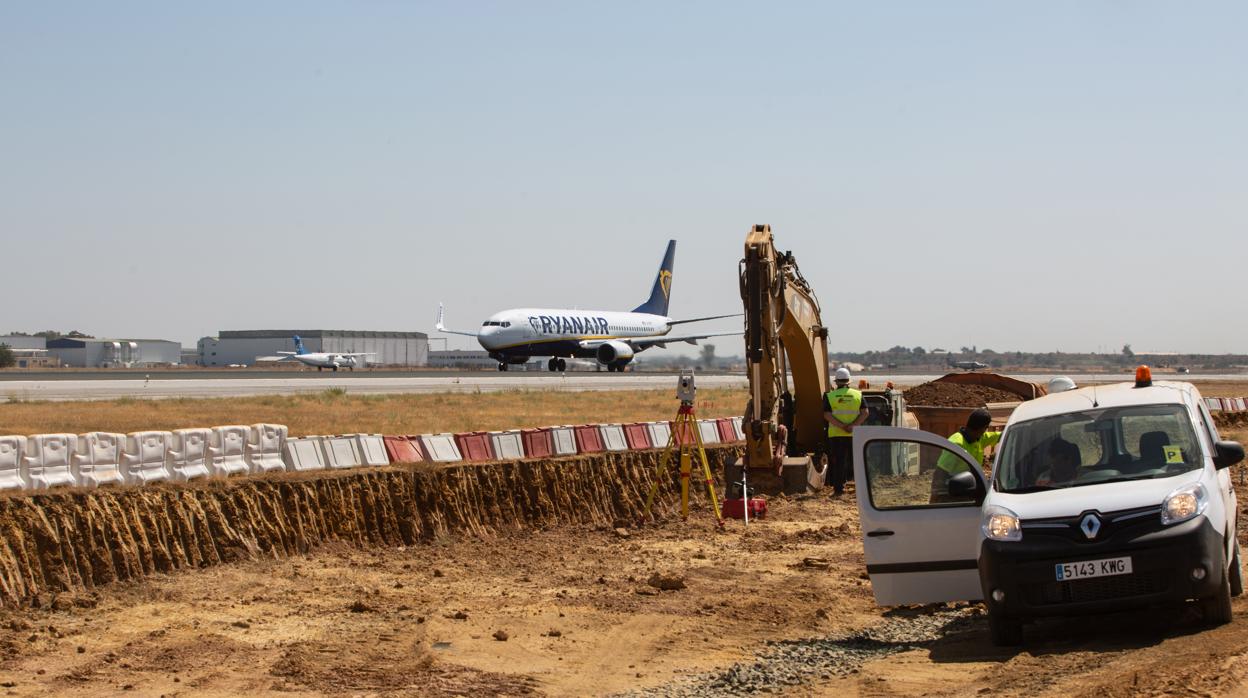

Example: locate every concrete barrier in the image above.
[573,425,604,454]
[671,420,696,447]
[357,434,390,467]
[715,418,737,443]
[489,430,524,460]
[599,424,628,452]
[25,434,78,489]
[623,423,652,450]
[454,432,495,461]
[731,416,745,441]
[73,432,126,488]
[418,434,463,462]
[645,421,672,450]
[209,426,251,477]
[169,428,213,481]
[383,435,424,463]
[0,436,28,490]
[323,435,364,469]
[549,427,577,456]
[247,424,288,474]
[521,428,554,458]
[697,420,721,445]
[1206,398,1223,412]
[123,431,174,485]
[283,436,328,471]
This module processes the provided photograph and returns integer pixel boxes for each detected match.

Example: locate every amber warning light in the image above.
[1135,365,1153,388]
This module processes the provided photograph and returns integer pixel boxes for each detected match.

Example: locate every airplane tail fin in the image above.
[292,335,308,355]
[632,240,676,316]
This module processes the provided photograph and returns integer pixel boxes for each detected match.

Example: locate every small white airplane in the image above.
[437,240,737,372]
[270,335,375,372]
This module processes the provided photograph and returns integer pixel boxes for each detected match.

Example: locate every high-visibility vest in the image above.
[936,429,1003,473]
[825,387,863,438]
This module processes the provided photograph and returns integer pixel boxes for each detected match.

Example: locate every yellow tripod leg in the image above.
[679,451,691,519]
[691,415,725,527]
[640,421,679,523]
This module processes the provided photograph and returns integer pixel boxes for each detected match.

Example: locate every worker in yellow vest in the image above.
[931,408,1002,502]
[824,367,869,495]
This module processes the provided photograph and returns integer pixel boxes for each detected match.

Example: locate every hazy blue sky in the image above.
[3,2,1244,355]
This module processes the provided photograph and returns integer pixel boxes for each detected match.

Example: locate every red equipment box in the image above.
[721,497,767,520]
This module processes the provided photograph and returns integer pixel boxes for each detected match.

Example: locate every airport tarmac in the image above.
[1,370,1241,402]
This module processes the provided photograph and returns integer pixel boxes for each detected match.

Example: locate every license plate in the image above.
[1055,557,1132,581]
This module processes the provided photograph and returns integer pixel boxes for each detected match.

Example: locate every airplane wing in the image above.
[255,355,296,362]
[666,313,741,327]
[435,303,479,337]
[578,331,738,352]
[338,353,376,357]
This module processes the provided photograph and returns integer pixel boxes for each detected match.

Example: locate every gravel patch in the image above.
[622,606,979,697]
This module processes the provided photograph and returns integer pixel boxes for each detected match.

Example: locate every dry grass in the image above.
[0,388,749,437]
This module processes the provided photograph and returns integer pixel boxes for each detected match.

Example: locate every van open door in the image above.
[851,427,986,606]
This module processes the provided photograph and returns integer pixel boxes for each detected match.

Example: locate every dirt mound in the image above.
[0,446,740,608]
[903,381,1021,407]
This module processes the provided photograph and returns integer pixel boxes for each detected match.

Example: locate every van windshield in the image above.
[995,404,1202,493]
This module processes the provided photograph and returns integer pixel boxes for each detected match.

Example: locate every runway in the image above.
[0,373,751,402]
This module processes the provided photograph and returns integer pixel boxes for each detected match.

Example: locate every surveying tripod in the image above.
[639,374,724,527]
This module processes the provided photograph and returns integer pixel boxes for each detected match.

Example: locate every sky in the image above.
[2,2,1245,356]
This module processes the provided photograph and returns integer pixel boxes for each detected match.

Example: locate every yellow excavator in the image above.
[729,224,912,495]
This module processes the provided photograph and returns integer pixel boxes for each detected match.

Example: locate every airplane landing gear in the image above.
[557,358,567,372]
[498,362,509,371]
[548,358,558,372]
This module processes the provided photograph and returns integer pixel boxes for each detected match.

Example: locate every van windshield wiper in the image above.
[1002,485,1058,494]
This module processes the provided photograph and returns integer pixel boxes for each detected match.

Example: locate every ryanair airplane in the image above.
[437,240,736,371]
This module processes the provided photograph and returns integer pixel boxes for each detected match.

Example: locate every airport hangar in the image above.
[197,330,429,367]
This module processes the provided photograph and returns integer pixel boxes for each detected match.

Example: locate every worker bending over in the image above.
[931,408,1001,503]
[824,367,869,495]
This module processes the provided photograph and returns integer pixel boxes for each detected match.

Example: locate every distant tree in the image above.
[912,346,926,355]
[0,344,14,369]
[887,345,909,354]
[700,344,716,369]
[1122,344,1134,359]
[960,346,972,354]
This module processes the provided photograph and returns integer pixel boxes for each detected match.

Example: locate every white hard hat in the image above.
[1048,376,1077,394]
[835,367,852,382]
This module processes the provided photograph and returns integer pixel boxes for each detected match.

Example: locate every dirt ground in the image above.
[3,470,1248,697]
[0,381,1246,696]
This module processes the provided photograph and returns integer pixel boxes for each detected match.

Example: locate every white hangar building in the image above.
[198,330,428,367]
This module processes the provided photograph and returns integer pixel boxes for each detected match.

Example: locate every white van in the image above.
[851,373,1245,645]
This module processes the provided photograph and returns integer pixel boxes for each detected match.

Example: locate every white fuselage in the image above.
[293,353,362,369]
[478,308,671,357]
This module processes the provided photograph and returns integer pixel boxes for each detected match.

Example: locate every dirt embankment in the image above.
[1216,412,1248,429]
[0,447,739,608]
[903,381,1021,407]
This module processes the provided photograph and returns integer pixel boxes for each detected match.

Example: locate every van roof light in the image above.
[1135,365,1152,388]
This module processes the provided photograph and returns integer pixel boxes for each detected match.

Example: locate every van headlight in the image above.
[1161,483,1208,525]
[982,505,1022,542]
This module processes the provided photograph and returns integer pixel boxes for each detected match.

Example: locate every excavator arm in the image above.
[738,224,830,478]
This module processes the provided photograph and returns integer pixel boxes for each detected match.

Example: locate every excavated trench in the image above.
[0,446,741,608]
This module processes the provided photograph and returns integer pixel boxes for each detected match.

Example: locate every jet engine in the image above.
[596,341,635,365]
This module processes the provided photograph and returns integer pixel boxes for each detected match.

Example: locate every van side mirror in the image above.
[948,470,984,503]
[1214,441,1245,470]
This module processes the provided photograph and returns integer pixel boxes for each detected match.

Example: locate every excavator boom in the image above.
[734,225,830,492]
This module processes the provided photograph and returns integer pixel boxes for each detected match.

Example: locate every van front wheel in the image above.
[988,607,1023,646]
[1202,567,1234,626]
[1230,539,1243,598]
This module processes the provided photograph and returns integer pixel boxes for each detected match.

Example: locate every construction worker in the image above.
[931,408,1001,502]
[824,366,869,495]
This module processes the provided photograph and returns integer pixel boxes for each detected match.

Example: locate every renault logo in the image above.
[1080,513,1102,540]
